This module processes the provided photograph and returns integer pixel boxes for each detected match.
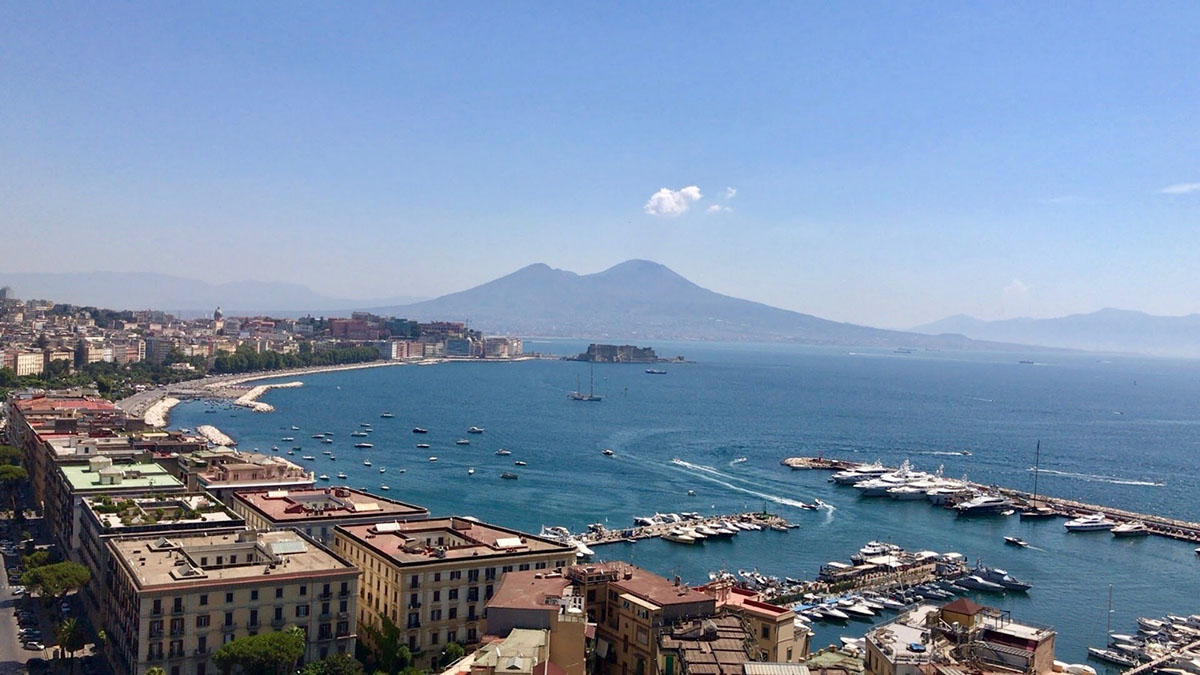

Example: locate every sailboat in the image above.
[1088,585,1139,667]
[568,362,603,401]
[1020,440,1056,519]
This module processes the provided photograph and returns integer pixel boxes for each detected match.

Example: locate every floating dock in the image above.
[782,456,1200,544]
[576,512,793,547]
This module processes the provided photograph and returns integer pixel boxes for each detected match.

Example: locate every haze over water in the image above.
[171,341,1200,665]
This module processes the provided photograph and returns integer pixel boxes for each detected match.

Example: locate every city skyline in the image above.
[2,3,1199,328]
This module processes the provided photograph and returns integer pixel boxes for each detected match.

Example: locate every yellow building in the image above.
[106,529,360,675]
[698,581,809,662]
[333,518,576,667]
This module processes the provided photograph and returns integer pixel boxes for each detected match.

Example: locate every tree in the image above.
[300,653,365,675]
[212,630,306,675]
[55,617,87,672]
[438,643,465,669]
[21,561,90,602]
[360,616,409,675]
[146,667,166,675]
[0,444,22,465]
[0,464,28,516]
[23,550,54,570]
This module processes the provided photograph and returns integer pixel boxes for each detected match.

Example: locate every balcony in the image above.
[149,630,164,639]
[247,620,260,629]
[168,649,185,659]
[271,618,286,628]
[336,630,350,638]
[319,613,332,621]
[171,606,185,615]
[339,589,351,598]
[170,627,185,637]
[407,602,421,609]
[318,591,332,600]
[151,608,163,617]
[194,648,210,656]
[338,611,350,620]
[222,624,237,633]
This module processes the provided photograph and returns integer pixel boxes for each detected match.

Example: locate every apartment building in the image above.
[230,487,428,544]
[78,493,246,638]
[177,448,314,502]
[106,529,360,675]
[697,581,809,662]
[333,518,576,666]
[483,570,589,675]
[564,563,716,675]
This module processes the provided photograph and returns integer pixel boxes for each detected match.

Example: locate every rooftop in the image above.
[868,605,942,664]
[487,570,574,611]
[659,615,753,675]
[337,517,573,565]
[60,461,184,492]
[109,529,356,590]
[571,562,713,608]
[697,582,793,619]
[232,486,428,523]
[83,493,241,531]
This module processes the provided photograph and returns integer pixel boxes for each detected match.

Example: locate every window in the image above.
[322,602,331,615]
[467,606,476,620]
[152,599,162,615]
[449,571,461,580]
[250,590,258,601]
[502,565,513,574]
[467,628,477,642]
[225,592,233,604]
[430,609,442,621]
[300,586,307,596]
[762,625,770,638]
[199,594,208,606]
[297,605,310,618]
[276,587,284,599]
[449,607,457,620]
[434,572,441,582]
[196,615,210,628]
[786,648,793,661]
[430,631,439,646]
[198,635,208,653]
[410,574,420,588]
[407,612,419,629]
[200,557,208,566]
[230,555,237,564]
[339,600,348,612]
[275,607,284,621]
[467,587,478,602]
[485,584,493,600]
[448,589,459,600]
[485,567,496,581]
[518,563,530,572]
[249,609,259,627]
[432,590,440,602]
[224,612,233,627]
[467,569,479,582]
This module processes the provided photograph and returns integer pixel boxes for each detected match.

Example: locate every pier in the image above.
[1123,637,1200,675]
[782,456,1200,544]
[575,511,793,547]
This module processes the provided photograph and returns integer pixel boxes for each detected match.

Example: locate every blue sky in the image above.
[2,2,1198,328]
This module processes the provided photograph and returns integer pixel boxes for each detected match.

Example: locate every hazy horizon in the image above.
[3,4,1198,328]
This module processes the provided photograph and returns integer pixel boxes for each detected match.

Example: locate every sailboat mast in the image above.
[1032,440,1041,503]
[1106,583,1113,636]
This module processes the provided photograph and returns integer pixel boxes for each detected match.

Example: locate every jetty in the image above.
[196,424,236,447]
[575,511,793,547]
[782,456,1200,544]
[1123,637,1200,675]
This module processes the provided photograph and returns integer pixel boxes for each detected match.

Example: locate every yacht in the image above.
[1087,648,1138,668]
[955,495,1013,515]
[976,565,1032,591]
[416,443,430,449]
[336,472,347,479]
[1065,514,1116,532]
[318,474,329,481]
[380,412,394,418]
[412,427,429,434]
[456,439,470,446]
[926,486,971,505]
[354,442,373,449]
[1112,521,1149,537]
[887,485,927,500]
[495,449,512,456]
[830,462,890,485]
[602,448,614,456]
[955,575,1006,592]
[662,529,697,544]
[467,426,485,434]
[1004,536,1029,548]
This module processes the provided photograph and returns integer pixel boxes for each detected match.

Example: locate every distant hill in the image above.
[0,271,424,316]
[369,260,1031,350]
[912,309,1200,357]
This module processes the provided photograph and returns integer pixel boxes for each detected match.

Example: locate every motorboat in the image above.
[302,455,316,461]
[495,449,512,456]
[354,443,373,449]
[363,460,372,466]
[467,426,485,434]
[821,607,850,621]
[955,575,1006,592]
[311,434,325,439]
[514,460,527,466]
[318,474,329,481]
[1112,521,1150,537]
[351,431,368,437]
[336,472,347,479]
[322,438,333,444]
[1065,514,1116,532]
[501,472,518,479]
[429,456,438,462]
[602,449,614,456]
[1004,536,1029,548]
[976,565,1032,591]
[380,485,389,491]
[417,443,430,449]
[456,439,471,446]
[360,423,372,428]
[412,427,429,434]
[379,468,386,473]
[662,529,697,544]
[1019,506,1057,519]
[290,425,300,430]
[695,525,721,537]
[1138,617,1167,633]
[882,598,907,610]
[380,412,394,418]
[955,495,1013,515]
[687,490,696,496]
[468,467,475,475]
[281,437,295,442]
[322,450,332,455]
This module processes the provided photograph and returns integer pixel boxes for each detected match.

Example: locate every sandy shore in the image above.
[234,381,304,412]
[143,396,181,427]
[196,424,236,446]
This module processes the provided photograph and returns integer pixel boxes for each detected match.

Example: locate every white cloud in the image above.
[706,204,732,214]
[724,187,737,200]
[1003,279,1030,299]
[1160,182,1200,195]
[644,186,702,217]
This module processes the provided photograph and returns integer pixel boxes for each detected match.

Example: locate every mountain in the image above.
[370,260,1032,350]
[912,308,1200,357]
[0,271,425,316]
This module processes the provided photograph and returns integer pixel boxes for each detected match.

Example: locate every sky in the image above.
[1,3,1198,329]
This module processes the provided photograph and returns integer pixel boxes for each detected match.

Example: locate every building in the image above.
[564,563,717,675]
[230,487,429,544]
[484,571,589,675]
[105,529,360,675]
[50,457,187,555]
[863,599,1056,675]
[698,581,809,662]
[13,351,44,376]
[78,492,246,639]
[177,448,314,502]
[658,615,755,675]
[439,629,565,675]
[333,518,577,666]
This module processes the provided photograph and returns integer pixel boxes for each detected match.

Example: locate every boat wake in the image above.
[964,396,994,403]
[1030,468,1164,487]
[919,451,973,457]
[670,458,812,509]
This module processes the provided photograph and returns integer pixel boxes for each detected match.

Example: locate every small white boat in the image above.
[456,439,470,445]
[468,468,475,475]
[380,484,389,491]
[495,449,512,456]
[416,443,430,449]
[318,474,329,481]
[467,426,485,434]
[380,412,394,418]
[379,468,386,473]
[602,448,614,456]
[662,529,696,544]
[514,460,527,466]
[429,456,438,462]
[336,472,347,479]
[302,455,316,461]
[354,442,373,449]
[363,460,372,466]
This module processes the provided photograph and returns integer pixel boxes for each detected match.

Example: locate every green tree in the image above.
[438,643,465,669]
[23,550,54,569]
[301,653,365,675]
[360,616,408,675]
[212,630,306,675]
[55,617,87,672]
[0,444,22,465]
[146,667,166,675]
[21,561,90,602]
[0,464,28,516]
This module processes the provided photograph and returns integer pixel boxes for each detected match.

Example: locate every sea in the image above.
[169,340,1200,666]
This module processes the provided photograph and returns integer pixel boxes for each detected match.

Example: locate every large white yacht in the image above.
[829,461,891,485]
[954,494,1012,515]
[1064,513,1116,532]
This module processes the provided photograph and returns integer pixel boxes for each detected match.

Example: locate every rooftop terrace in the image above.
[338,517,573,565]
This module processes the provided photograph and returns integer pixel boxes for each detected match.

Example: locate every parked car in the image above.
[24,641,45,651]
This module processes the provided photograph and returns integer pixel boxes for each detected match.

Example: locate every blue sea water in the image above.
[170,341,1200,664]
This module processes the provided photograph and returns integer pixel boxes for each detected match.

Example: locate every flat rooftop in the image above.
[487,570,573,611]
[83,493,241,531]
[60,462,184,492]
[110,529,355,590]
[575,562,713,608]
[660,615,753,675]
[233,487,428,523]
[868,605,941,663]
[337,517,573,565]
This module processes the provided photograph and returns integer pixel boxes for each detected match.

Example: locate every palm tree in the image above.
[286,626,307,674]
[146,667,166,675]
[55,618,86,673]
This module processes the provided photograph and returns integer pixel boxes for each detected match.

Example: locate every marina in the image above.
[571,511,795,547]
[783,456,1200,544]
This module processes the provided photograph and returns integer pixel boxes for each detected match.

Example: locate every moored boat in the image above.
[1112,521,1149,537]
[1065,514,1116,532]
